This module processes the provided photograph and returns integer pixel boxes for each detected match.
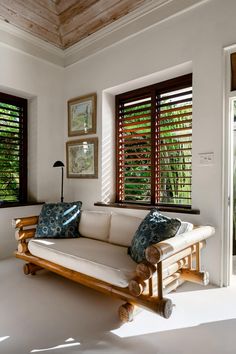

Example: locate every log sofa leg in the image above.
[23,263,42,275]
[118,303,138,323]
[180,269,209,285]
[155,298,173,319]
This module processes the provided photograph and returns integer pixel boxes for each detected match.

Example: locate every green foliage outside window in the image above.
[119,85,192,206]
[0,102,21,203]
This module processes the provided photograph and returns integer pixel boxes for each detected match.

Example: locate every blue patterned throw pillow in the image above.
[128,209,181,263]
[35,201,82,239]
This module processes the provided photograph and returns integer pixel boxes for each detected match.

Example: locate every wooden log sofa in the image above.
[13,209,215,323]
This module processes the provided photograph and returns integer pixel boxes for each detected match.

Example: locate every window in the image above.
[0,92,27,205]
[116,74,192,208]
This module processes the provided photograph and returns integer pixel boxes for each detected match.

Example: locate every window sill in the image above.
[0,201,44,209]
[94,202,200,215]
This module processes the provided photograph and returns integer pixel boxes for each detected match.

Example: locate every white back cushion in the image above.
[109,213,142,247]
[79,211,111,241]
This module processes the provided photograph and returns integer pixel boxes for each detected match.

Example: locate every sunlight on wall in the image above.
[111,284,236,338]
[101,92,115,202]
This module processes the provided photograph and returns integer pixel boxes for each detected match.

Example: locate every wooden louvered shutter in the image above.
[0,93,27,204]
[116,92,152,204]
[156,84,192,206]
[116,74,192,208]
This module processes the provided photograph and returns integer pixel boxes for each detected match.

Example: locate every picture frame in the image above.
[68,93,97,136]
[66,138,98,178]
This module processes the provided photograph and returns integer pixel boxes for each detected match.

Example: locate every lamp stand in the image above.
[61,167,64,203]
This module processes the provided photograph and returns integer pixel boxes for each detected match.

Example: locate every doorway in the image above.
[232,100,236,274]
[224,48,236,284]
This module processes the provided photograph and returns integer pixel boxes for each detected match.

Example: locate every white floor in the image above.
[1,258,236,354]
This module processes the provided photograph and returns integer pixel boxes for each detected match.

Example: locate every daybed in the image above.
[13,210,215,322]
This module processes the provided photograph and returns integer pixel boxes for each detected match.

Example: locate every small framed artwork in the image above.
[66,138,98,178]
[68,93,97,136]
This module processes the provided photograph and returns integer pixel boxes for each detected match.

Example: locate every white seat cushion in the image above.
[79,211,111,241]
[109,213,142,247]
[28,237,136,288]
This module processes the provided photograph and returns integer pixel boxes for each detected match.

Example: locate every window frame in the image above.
[0,92,27,206]
[115,73,192,209]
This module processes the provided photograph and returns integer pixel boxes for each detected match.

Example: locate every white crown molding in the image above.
[65,0,170,57]
[64,0,208,67]
[0,0,207,68]
[0,20,64,67]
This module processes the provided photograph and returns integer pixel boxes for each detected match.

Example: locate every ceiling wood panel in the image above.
[0,0,59,34]
[54,0,81,15]
[60,0,123,37]
[36,0,58,15]
[0,3,61,46]
[16,0,59,25]
[0,0,152,49]
[62,0,151,48]
[59,0,98,25]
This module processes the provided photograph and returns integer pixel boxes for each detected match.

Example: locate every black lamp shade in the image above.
[53,160,64,202]
[53,160,64,168]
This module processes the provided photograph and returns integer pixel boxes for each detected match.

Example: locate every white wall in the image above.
[64,0,236,285]
[0,45,64,258]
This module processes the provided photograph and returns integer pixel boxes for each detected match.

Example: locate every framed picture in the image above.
[66,138,98,178]
[68,93,97,136]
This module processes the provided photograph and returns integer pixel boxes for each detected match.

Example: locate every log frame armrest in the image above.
[128,225,215,310]
[13,215,39,254]
[145,226,215,264]
[13,215,39,230]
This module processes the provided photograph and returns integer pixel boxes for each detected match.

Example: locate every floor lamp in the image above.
[53,160,64,202]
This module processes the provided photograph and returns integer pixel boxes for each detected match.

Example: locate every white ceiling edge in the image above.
[64,0,208,67]
[0,21,64,67]
[65,0,170,56]
[0,0,208,68]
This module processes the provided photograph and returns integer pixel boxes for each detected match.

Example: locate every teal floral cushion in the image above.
[128,209,181,263]
[35,201,82,239]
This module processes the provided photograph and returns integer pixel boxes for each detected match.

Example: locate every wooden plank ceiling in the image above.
[0,0,151,49]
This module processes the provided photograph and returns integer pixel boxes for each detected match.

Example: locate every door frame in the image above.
[223,46,236,285]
